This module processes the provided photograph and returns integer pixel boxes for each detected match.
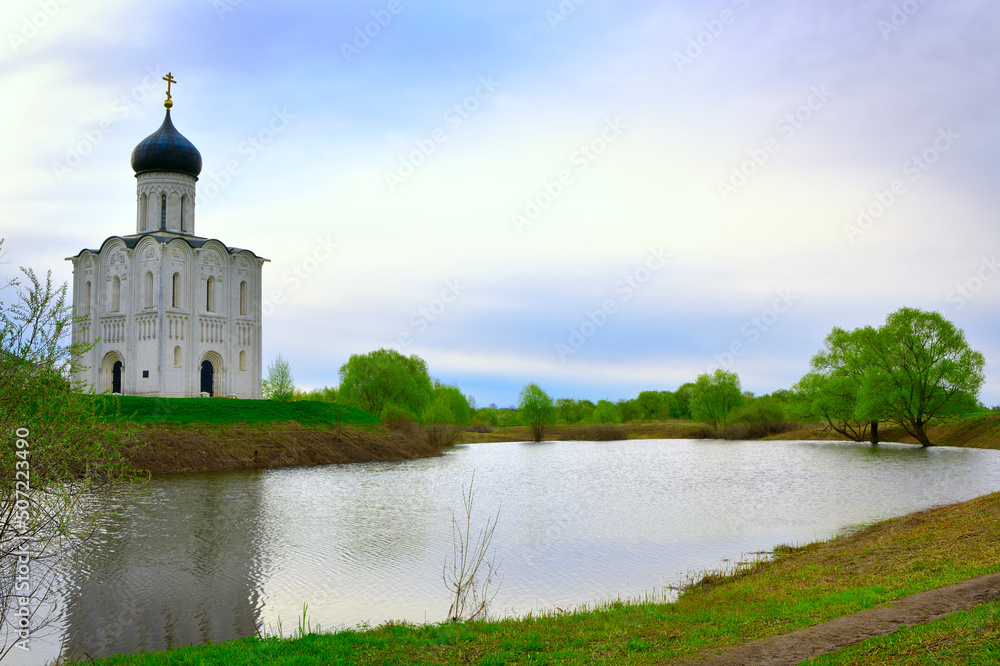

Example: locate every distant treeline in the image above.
[280,307,991,447]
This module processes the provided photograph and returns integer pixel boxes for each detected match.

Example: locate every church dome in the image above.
[131,110,202,178]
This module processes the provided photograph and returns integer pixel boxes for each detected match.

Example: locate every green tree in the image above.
[1,250,141,658]
[689,369,744,428]
[615,398,639,422]
[796,327,881,443]
[472,407,499,427]
[591,399,621,424]
[498,409,519,427]
[729,397,786,426]
[262,353,295,401]
[338,348,434,418]
[857,308,985,447]
[659,391,681,419]
[555,398,576,423]
[431,381,472,426]
[633,391,663,420]
[673,383,694,419]
[423,393,460,448]
[518,383,556,442]
[294,385,337,402]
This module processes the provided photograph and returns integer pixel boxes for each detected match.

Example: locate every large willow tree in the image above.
[797,307,984,447]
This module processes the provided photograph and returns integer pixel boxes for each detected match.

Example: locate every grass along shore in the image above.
[77,487,1000,664]
[92,396,443,473]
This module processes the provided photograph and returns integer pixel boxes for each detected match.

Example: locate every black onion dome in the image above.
[130,110,202,178]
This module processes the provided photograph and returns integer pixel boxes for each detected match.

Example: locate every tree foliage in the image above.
[338,348,434,418]
[554,398,594,424]
[591,400,621,424]
[294,385,337,402]
[673,383,694,419]
[518,383,556,442]
[431,382,472,426]
[262,353,295,401]
[795,327,879,443]
[857,308,985,446]
[797,308,984,447]
[689,369,744,428]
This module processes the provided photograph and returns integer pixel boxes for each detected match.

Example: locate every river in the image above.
[8,438,1000,664]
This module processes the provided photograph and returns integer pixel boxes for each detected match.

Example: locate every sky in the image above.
[1,0,998,408]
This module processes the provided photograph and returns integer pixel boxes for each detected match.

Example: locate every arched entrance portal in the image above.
[200,360,214,396]
[112,361,123,394]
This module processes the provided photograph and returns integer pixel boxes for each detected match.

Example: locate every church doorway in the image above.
[200,360,214,396]
[112,361,123,394]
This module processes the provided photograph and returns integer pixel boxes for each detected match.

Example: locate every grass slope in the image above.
[80,489,1000,665]
[90,395,378,426]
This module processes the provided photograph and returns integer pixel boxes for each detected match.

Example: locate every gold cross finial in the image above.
[163,72,177,109]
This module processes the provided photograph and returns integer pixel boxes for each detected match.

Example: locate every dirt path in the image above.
[686,572,1000,665]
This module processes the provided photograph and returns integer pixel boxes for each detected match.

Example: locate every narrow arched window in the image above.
[206,276,215,312]
[139,193,148,229]
[112,276,121,312]
[174,346,182,368]
[172,272,181,308]
[160,193,167,229]
[239,281,247,316]
[239,350,246,371]
[145,271,154,308]
[84,281,92,317]
[180,194,187,232]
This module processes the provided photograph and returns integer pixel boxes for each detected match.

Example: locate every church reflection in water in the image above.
[58,472,269,660]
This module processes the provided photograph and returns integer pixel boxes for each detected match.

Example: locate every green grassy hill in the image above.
[89,395,378,427]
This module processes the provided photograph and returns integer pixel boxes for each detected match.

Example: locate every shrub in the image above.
[381,404,419,432]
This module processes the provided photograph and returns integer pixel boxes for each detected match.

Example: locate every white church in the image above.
[68,75,267,398]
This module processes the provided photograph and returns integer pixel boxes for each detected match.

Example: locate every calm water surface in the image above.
[11,439,1000,664]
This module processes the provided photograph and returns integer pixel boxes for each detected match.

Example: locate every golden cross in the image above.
[163,72,177,101]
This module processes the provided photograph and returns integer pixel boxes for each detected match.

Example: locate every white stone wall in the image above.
[71,236,265,399]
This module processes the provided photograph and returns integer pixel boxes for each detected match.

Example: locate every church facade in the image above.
[68,78,267,398]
